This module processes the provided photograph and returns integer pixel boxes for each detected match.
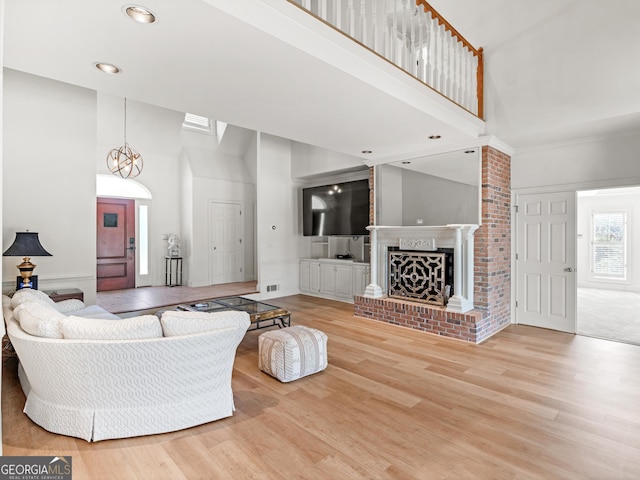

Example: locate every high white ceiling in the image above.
[429,0,640,147]
[3,0,639,163]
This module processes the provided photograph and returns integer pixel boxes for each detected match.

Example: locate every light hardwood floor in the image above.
[3,295,640,479]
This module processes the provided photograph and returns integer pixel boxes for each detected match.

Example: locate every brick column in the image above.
[474,146,511,341]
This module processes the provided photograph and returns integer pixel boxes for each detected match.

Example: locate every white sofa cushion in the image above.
[11,288,86,313]
[61,315,163,340]
[15,302,66,339]
[160,310,250,337]
[11,288,57,309]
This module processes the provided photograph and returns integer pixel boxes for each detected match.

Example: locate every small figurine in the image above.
[168,234,181,257]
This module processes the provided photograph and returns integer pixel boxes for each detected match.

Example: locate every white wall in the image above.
[577,190,640,293]
[2,69,98,302]
[291,141,366,179]
[376,164,402,225]
[2,73,194,300]
[182,141,256,287]
[256,133,302,298]
[179,149,194,285]
[512,133,640,191]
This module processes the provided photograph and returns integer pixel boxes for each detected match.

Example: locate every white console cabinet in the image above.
[300,258,369,303]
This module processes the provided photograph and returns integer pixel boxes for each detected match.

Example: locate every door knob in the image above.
[564,267,574,272]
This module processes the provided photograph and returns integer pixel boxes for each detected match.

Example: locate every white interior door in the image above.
[516,191,576,332]
[210,201,244,284]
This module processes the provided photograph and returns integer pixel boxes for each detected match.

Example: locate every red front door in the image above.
[97,197,136,291]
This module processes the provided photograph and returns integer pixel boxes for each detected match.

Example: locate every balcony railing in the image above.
[288,0,484,118]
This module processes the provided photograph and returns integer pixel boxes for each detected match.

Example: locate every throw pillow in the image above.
[16,302,66,339]
[61,315,163,340]
[160,310,250,337]
[11,289,57,310]
[54,299,86,313]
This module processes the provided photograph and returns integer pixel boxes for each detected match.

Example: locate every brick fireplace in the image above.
[354,146,511,344]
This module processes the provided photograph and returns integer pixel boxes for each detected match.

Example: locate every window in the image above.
[138,205,149,276]
[591,211,626,280]
[183,113,213,133]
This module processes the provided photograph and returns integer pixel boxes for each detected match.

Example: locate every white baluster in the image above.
[371,1,378,53]
[434,23,441,92]
[302,0,311,11]
[441,28,449,96]
[410,5,417,76]
[467,52,474,111]
[401,0,408,71]
[471,53,478,115]
[382,0,392,61]
[425,12,433,86]
[461,47,468,110]
[359,0,366,45]
[333,0,342,30]
[452,35,459,101]
[347,0,354,37]
[392,0,399,66]
[447,32,453,97]
[319,0,327,21]
[417,8,425,82]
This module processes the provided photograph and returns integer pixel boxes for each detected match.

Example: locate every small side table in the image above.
[165,256,183,287]
[44,288,84,302]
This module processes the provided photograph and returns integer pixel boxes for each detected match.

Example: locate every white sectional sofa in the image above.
[2,289,250,442]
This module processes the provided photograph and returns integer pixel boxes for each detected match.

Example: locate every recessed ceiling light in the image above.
[428,135,441,140]
[361,150,372,154]
[464,150,476,154]
[94,62,121,74]
[123,5,157,24]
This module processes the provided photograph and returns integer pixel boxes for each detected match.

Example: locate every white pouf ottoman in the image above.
[258,325,328,382]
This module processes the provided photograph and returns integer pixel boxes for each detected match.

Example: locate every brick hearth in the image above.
[353,295,484,342]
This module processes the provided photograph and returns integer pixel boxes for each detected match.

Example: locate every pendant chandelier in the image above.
[107,98,143,179]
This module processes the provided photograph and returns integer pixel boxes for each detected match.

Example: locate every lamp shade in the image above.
[3,232,52,257]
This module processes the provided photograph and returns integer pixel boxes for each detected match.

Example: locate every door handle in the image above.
[564,267,574,272]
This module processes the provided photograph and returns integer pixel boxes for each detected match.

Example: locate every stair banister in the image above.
[288,0,484,119]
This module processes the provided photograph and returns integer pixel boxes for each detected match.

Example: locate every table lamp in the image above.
[3,231,52,289]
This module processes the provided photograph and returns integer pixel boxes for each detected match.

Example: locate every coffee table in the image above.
[177,296,291,331]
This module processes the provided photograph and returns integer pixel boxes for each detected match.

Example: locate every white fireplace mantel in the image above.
[365,224,479,313]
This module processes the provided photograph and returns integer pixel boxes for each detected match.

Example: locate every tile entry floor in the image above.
[96,281,258,315]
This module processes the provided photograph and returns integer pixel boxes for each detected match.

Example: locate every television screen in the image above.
[303,179,370,236]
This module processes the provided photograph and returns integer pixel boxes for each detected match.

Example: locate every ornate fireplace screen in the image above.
[388,251,448,306]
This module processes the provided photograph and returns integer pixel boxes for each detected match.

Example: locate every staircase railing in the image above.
[288,0,484,118]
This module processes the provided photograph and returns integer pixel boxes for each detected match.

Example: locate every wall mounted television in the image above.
[302,179,370,236]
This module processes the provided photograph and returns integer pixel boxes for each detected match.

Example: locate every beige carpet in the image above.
[577,287,640,345]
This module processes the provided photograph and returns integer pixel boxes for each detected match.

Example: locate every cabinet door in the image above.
[335,265,353,299]
[299,261,310,293]
[309,262,321,293]
[320,264,337,295]
[353,266,369,296]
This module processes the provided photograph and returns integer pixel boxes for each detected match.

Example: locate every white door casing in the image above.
[515,192,576,333]
[210,201,244,285]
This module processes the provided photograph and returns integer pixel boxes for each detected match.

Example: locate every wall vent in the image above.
[266,284,279,292]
